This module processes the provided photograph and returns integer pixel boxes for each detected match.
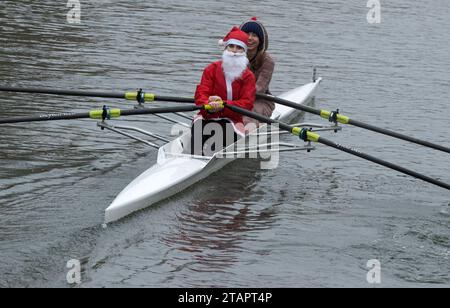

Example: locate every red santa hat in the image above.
[218,26,249,52]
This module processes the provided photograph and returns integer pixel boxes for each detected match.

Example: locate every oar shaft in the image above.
[256,93,321,116]
[256,93,450,154]
[318,137,450,190]
[0,86,125,99]
[225,104,292,131]
[0,112,91,124]
[0,86,196,104]
[154,95,195,103]
[348,119,450,154]
[0,105,202,124]
[225,104,450,191]
[120,105,201,116]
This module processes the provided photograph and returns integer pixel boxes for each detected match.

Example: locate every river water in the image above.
[0,0,449,287]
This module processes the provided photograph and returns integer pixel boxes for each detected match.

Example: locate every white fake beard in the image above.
[222,50,249,81]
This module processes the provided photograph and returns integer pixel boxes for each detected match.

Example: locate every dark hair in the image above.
[240,22,265,51]
[240,18,269,72]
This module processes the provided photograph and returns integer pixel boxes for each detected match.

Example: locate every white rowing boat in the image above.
[104,77,323,223]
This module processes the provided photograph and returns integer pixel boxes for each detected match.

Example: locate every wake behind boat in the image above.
[104,77,323,223]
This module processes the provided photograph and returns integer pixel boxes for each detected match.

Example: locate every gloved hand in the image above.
[208,96,222,102]
[207,96,224,113]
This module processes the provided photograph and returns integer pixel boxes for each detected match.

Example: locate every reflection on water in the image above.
[161,160,278,273]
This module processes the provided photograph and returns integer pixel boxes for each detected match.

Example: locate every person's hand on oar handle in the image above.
[207,96,224,113]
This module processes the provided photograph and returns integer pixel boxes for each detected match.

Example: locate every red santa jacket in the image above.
[194,61,256,127]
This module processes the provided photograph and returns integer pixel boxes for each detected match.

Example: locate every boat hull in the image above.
[105,78,322,223]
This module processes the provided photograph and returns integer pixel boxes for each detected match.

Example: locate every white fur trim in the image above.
[225,39,248,52]
[225,78,233,101]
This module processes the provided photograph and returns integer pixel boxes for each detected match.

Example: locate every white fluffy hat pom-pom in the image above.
[218,39,225,46]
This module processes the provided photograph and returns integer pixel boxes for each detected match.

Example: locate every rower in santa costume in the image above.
[192,27,256,155]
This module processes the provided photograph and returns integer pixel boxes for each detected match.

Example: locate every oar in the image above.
[256,93,450,154]
[0,105,203,125]
[225,104,450,191]
[3,85,448,153]
[0,86,195,104]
